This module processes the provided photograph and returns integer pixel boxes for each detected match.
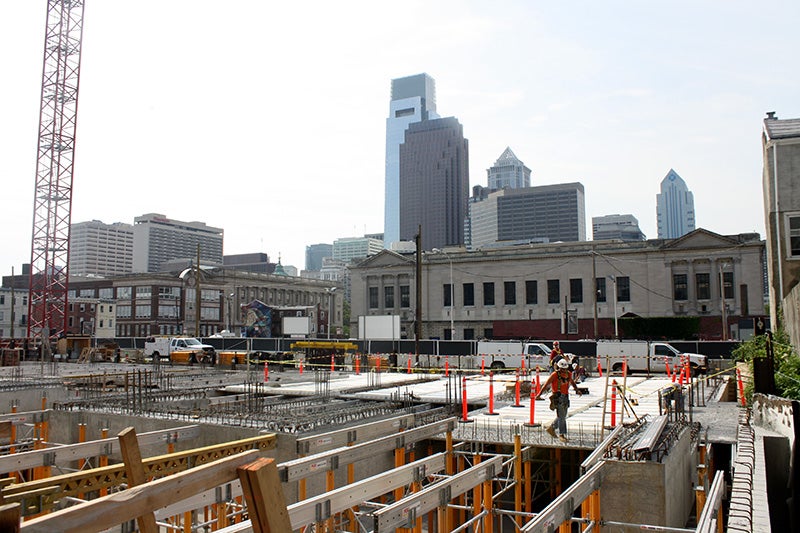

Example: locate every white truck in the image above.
[476,341,556,370]
[143,336,216,363]
[596,341,708,375]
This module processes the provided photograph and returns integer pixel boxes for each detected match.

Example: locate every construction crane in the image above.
[27,0,86,340]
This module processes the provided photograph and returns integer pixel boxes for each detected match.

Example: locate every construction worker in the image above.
[537,358,583,442]
[549,340,565,370]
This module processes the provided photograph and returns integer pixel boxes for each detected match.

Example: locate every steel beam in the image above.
[279,418,455,483]
[372,455,502,532]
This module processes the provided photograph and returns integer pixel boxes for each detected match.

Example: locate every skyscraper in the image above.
[384,73,438,247]
[656,169,696,239]
[305,243,333,272]
[132,213,223,273]
[399,117,469,250]
[69,220,134,276]
[487,147,531,189]
[592,214,646,241]
[468,183,586,249]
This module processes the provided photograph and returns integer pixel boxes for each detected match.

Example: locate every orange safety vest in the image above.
[550,371,571,395]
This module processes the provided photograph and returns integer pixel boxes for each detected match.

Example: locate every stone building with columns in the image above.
[349,229,766,341]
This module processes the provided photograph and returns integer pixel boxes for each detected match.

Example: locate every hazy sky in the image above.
[2,1,798,273]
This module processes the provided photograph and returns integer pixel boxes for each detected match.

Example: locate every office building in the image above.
[592,214,646,241]
[656,169,695,239]
[384,73,438,247]
[487,147,530,189]
[468,183,586,249]
[333,235,383,263]
[305,243,333,272]
[399,117,470,250]
[223,253,272,274]
[132,213,223,273]
[69,220,134,276]
[762,112,800,346]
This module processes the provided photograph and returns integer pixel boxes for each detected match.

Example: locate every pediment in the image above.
[660,228,738,250]
[353,249,415,269]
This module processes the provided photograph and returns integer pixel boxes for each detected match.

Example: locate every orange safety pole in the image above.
[665,361,672,381]
[263,361,269,382]
[407,357,412,374]
[481,355,485,375]
[622,357,627,378]
[299,358,304,374]
[514,433,523,529]
[487,372,497,415]
[736,368,746,406]
[514,370,522,407]
[596,361,603,377]
[354,355,359,375]
[445,356,450,376]
[461,376,472,422]
[331,354,335,372]
[521,355,526,373]
[611,380,618,427]
[526,388,538,427]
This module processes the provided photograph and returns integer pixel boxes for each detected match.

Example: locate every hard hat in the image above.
[553,341,560,346]
[556,358,570,369]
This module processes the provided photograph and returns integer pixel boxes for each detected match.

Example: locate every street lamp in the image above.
[432,248,455,340]
[327,287,337,339]
[611,276,619,339]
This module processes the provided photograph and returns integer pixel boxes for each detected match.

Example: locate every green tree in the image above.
[732,326,800,400]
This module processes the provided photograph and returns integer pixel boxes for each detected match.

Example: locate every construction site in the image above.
[0,349,786,532]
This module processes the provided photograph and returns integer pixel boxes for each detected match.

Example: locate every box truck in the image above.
[596,341,707,374]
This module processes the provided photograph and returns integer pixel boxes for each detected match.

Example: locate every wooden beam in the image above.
[237,458,291,533]
[118,427,158,533]
[20,450,260,533]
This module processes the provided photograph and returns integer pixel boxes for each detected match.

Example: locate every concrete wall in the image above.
[600,428,696,531]
[753,393,796,450]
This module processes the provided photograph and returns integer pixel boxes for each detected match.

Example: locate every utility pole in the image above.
[415,226,422,361]
[591,249,598,339]
[195,244,201,337]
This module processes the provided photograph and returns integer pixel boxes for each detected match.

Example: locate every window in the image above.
[117,287,132,299]
[135,286,152,299]
[504,281,516,305]
[525,280,537,305]
[547,279,560,304]
[617,276,630,302]
[443,284,452,307]
[569,279,583,303]
[723,272,734,299]
[368,287,379,309]
[159,287,180,300]
[596,278,606,302]
[483,282,495,306]
[135,304,151,318]
[673,274,688,301]
[400,285,410,308]
[463,283,475,306]
[80,289,94,297]
[0,296,4,305]
[463,328,475,340]
[696,273,710,300]
[99,288,113,299]
[789,215,800,256]
[384,286,394,308]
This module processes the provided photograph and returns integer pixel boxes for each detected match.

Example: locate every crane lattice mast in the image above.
[28,0,86,339]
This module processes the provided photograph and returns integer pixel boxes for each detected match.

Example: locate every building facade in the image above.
[223,253,273,274]
[0,287,28,339]
[384,73,438,248]
[487,147,531,189]
[592,214,646,241]
[468,183,586,249]
[399,117,470,250]
[333,236,384,263]
[762,112,800,347]
[132,213,224,273]
[656,169,696,239]
[69,220,134,276]
[349,229,766,341]
[305,243,333,272]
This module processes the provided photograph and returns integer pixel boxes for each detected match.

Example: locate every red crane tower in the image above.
[27,0,86,340]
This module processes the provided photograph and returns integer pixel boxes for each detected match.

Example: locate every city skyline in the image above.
[2,2,798,274]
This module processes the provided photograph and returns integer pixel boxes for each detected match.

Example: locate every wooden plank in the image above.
[0,503,20,533]
[118,427,158,533]
[20,450,260,533]
[237,458,291,533]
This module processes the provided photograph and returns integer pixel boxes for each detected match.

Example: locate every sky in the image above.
[2,1,798,274]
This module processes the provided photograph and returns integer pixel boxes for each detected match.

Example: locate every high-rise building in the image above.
[487,147,530,189]
[333,235,383,263]
[132,213,223,273]
[305,243,333,272]
[592,214,646,241]
[223,253,272,274]
[69,220,134,276]
[656,169,695,239]
[399,117,470,250]
[468,183,586,249]
[384,73,438,247]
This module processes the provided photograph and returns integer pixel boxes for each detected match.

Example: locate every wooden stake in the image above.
[236,457,291,533]
[118,427,158,533]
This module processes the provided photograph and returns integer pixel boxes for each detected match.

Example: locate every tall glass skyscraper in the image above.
[384,73,438,247]
[656,169,696,239]
[487,147,531,189]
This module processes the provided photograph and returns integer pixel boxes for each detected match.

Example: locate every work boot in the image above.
[546,426,556,438]
[559,434,569,443]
